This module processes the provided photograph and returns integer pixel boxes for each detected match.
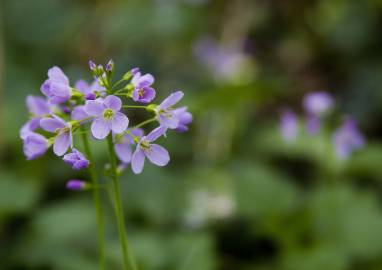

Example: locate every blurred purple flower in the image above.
[173,107,192,132]
[303,91,333,116]
[114,128,144,164]
[333,118,365,159]
[75,79,105,100]
[40,66,71,104]
[306,115,321,135]
[63,148,90,170]
[66,180,89,191]
[40,115,73,156]
[84,95,129,139]
[23,133,49,160]
[131,72,156,103]
[20,96,52,139]
[131,126,169,174]
[280,110,297,142]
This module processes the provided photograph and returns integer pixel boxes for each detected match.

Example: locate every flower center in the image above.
[103,108,115,120]
[140,140,151,151]
[138,89,144,97]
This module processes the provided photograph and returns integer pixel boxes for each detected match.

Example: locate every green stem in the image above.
[122,105,147,109]
[131,117,156,129]
[107,134,138,270]
[81,128,106,270]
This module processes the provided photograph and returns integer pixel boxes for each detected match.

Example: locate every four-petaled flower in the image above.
[114,128,144,164]
[41,66,71,104]
[40,115,73,156]
[131,126,170,174]
[131,72,156,103]
[155,91,184,129]
[63,148,90,170]
[84,95,129,139]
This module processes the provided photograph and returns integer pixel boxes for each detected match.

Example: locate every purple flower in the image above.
[23,133,49,160]
[131,67,140,76]
[84,95,129,139]
[40,115,73,156]
[173,107,192,132]
[63,148,90,170]
[20,96,52,139]
[333,118,365,159]
[71,105,90,122]
[303,91,333,116]
[89,60,96,70]
[66,180,89,191]
[106,59,114,72]
[131,72,156,103]
[280,110,297,142]
[75,79,105,100]
[40,66,71,104]
[114,128,144,164]
[131,126,170,174]
[155,91,184,129]
[306,115,321,135]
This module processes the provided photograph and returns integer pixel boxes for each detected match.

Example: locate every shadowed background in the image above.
[1,0,382,270]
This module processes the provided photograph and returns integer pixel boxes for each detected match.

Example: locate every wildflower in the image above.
[173,107,192,132]
[71,105,90,122]
[303,91,333,116]
[20,96,52,139]
[40,115,73,156]
[66,179,90,191]
[131,72,156,103]
[155,91,184,129]
[106,59,114,72]
[23,133,49,160]
[84,95,129,139]
[40,66,71,104]
[88,60,96,71]
[114,128,144,164]
[333,118,365,159]
[75,79,105,100]
[131,126,169,174]
[306,115,321,135]
[280,110,297,142]
[63,148,90,170]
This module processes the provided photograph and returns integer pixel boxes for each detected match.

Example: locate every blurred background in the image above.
[1,0,382,269]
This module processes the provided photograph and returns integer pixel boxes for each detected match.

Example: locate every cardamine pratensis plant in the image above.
[20,60,192,270]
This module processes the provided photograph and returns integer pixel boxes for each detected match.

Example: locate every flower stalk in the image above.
[107,134,138,270]
[81,128,106,270]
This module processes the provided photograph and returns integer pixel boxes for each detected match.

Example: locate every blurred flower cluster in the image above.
[280,91,365,159]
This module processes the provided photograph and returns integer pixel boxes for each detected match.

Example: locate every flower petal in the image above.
[75,80,90,94]
[104,95,122,111]
[48,66,69,85]
[146,126,167,142]
[111,112,129,134]
[26,95,50,116]
[53,132,71,156]
[159,91,184,109]
[145,144,170,166]
[131,148,145,174]
[138,74,154,87]
[40,117,65,132]
[71,105,89,121]
[115,143,133,163]
[159,114,179,129]
[84,99,104,116]
[91,117,111,139]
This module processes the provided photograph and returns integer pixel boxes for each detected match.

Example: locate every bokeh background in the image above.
[1,0,382,269]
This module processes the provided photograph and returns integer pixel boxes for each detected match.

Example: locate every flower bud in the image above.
[66,179,90,191]
[88,60,96,70]
[106,59,114,72]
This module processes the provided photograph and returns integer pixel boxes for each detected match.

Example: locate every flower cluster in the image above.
[280,91,365,159]
[21,60,192,183]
